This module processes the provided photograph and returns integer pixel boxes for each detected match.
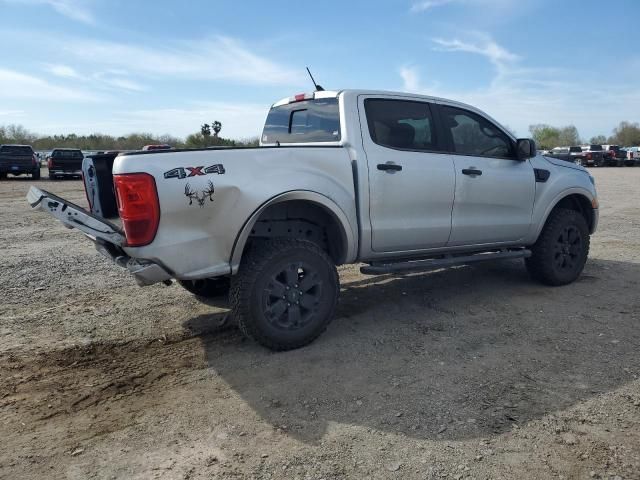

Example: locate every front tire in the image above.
[230,238,339,351]
[526,208,590,286]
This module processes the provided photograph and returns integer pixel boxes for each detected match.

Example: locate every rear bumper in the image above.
[1,165,37,174]
[27,186,173,286]
[49,169,82,176]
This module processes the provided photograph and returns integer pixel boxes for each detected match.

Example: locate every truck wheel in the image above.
[0,173,6,180]
[32,168,41,180]
[178,277,230,298]
[230,238,339,351]
[526,208,590,286]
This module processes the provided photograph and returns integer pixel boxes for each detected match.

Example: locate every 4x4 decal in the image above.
[164,164,225,179]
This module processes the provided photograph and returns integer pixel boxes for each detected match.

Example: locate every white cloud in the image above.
[61,35,303,86]
[410,0,518,13]
[2,0,95,24]
[0,109,26,117]
[43,63,80,79]
[432,35,519,67]
[400,36,640,138]
[0,68,102,102]
[410,0,456,12]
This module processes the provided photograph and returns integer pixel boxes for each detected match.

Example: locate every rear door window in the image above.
[262,98,340,143]
[364,98,438,151]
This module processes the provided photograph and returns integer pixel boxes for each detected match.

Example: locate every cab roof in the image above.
[271,89,486,114]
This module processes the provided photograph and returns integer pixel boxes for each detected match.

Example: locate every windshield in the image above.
[262,97,341,144]
[569,146,582,152]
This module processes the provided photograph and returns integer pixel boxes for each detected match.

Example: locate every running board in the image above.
[360,249,531,275]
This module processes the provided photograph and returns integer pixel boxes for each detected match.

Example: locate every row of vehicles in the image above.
[545,144,638,167]
[0,144,173,180]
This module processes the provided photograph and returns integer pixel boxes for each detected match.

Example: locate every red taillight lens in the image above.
[113,173,160,247]
[586,153,592,160]
[32,154,37,165]
[47,158,52,169]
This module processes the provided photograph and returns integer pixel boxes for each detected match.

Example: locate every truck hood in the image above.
[542,155,588,173]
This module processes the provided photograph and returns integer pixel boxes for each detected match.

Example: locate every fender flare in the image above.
[229,190,357,273]
[533,187,597,240]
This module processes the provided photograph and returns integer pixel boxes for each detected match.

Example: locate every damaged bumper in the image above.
[27,186,172,286]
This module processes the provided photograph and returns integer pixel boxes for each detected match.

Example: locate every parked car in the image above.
[27,89,599,350]
[47,148,84,179]
[0,144,40,180]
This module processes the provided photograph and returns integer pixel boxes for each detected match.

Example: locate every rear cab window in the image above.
[262,97,341,144]
[0,145,34,155]
[52,149,84,159]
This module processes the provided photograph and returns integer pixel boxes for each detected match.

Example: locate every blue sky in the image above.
[0,0,638,140]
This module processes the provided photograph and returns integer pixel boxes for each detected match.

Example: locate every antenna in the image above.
[306,67,324,91]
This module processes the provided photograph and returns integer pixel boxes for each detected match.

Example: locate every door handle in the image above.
[462,168,482,176]
[377,163,402,172]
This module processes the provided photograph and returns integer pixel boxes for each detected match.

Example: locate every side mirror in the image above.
[516,138,536,160]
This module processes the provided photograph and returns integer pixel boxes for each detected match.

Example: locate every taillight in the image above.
[32,154,37,165]
[47,158,52,169]
[586,153,592,160]
[113,173,160,247]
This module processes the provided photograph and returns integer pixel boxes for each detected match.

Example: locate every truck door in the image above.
[359,96,456,252]
[436,104,535,246]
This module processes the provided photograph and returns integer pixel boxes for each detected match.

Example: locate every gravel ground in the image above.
[1,167,639,480]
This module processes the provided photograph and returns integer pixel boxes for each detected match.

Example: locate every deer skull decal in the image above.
[184,181,215,207]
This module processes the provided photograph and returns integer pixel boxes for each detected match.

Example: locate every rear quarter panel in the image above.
[113,148,356,279]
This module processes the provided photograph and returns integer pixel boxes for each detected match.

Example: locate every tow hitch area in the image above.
[27,186,172,286]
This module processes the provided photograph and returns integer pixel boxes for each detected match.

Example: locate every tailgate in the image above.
[27,186,124,245]
[0,155,33,168]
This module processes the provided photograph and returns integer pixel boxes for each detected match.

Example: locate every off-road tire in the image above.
[0,172,6,180]
[526,208,590,286]
[32,168,41,180]
[230,238,339,351]
[178,277,230,298]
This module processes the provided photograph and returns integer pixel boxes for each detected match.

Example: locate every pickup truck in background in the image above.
[0,144,40,180]
[602,145,629,166]
[47,148,84,179]
[27,89,599,350]
[580,144,608,167]
[545,146,584,164]
[625,146,639,165]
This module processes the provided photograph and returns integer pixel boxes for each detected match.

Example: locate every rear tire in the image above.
[526,208,590,286]
[0,173,6,180]
[178,277,230,298]
[32,168,40,180]
[230,238,339,351]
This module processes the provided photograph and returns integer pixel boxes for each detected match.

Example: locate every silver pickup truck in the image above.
[28,89,599,350]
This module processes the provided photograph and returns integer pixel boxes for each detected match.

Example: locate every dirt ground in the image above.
[1,167,639,480]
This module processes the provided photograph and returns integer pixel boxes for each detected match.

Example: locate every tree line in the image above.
[2,120,639,152]
[0,122,259,151]
[529,121,640,150]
